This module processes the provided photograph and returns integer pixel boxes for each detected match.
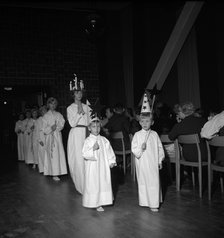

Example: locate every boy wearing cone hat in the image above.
[131,93,165,212]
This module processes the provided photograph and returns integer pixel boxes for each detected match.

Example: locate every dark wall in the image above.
[195,2,224,113]
[133,2,181,108]
[0,6,100,154]
[96,10,126,108]
[196,3,220,113]
[0,6,100,116]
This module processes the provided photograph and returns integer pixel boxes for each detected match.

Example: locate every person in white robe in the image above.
[82,115,116,212]
[32,108,39,169]
[42,97,67,181]
[201,110,224,139]
[15,113,25,161]
[67,77,91,194]
[36,105,47,173]
[23,110,35,165]
[131,99,164,212]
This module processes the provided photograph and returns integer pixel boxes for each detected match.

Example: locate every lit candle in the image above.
[75,78,77,90]
[80,80,84,90]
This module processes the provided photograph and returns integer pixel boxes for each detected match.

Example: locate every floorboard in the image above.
[0,159,224,238]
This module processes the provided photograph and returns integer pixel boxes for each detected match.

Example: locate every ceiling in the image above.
[0,1,132,12]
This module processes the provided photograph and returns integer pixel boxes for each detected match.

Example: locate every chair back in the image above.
[207,136,224,164]
[176,134,201,162]
[160,134,176,159]
[160,134,173,143]
[110,131,125,152]
[111,131,124,139]
[207,136,224,200]
[208,136,224,147]
[110,131,131,175]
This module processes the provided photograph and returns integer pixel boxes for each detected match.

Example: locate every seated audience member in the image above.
[128,107,141,136]
[207,109,218,121]
[101,106,114,137]
[152,102,176,135]
[194,107,205,118]
[168,102,207,162]
[201,110,224,166]
[125,107,134,122]
[104,102,131,151]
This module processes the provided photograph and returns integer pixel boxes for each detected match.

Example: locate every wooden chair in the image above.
[110,131,132,175]
[207,136,224,200]
[175,134,209,198]
[160,134,178,190]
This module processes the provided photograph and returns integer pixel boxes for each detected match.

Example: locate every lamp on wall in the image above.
[84,12,105,43]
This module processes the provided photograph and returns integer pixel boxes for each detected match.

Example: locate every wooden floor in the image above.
[0,156,224,238]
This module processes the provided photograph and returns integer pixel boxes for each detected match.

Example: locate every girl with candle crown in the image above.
[67,73,92,194]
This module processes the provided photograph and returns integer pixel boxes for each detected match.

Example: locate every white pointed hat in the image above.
[141,93,151,113]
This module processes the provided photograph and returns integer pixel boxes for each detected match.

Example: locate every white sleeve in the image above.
[131,133,143,159]
[82,138,96,161]
[201,112,224,139]
[67,106,82,128]
[56,113,65,131]
[156,134,165,164]
[104,138,116,165]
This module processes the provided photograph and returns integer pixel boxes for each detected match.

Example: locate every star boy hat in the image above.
[90,110,100,123]
[69,74,84,91]
[141,93,151,113]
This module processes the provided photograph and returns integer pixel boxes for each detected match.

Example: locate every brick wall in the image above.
[0,6,100,116]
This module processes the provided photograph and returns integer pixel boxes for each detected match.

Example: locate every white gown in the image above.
[15,120,25,161]
[32,119,39,165]
[131,129,164,208]
[82,134,116,208]
[42,110,67,176]
[36,116,46,173]
[23,118,35,164]
[67,103,91,194]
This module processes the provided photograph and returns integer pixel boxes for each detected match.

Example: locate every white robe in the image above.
[82,134,116,208]
[201,111,224,139]
[32,119,39,165]
[23,118,35,164]
[36,116,46,173]
[67,103,91,194]
[15,120,25,161]
[131,129,165,208]
[42,110,67,176]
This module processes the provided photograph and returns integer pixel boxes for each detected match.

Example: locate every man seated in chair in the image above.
[201,110,224,166]
[103,102,131,166]
[168,102,207,162]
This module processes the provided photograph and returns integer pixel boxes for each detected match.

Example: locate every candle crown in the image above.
[69,74,85,91]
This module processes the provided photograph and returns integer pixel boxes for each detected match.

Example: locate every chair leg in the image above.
[220,175,224,193]
[208,165,211,200]
[192,167,195,188]
[176,162,180,191]
[167,158,172,184]
[123,154,126,175]
[198,165,202,198]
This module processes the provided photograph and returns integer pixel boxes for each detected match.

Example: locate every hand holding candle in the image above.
[93,141,99,151]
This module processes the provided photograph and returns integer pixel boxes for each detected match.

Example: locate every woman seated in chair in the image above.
[201,110,224,166]
[168,102,207,162]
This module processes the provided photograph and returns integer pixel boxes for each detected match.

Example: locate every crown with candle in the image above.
[141,92,152,114]
[69,74,84,91]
